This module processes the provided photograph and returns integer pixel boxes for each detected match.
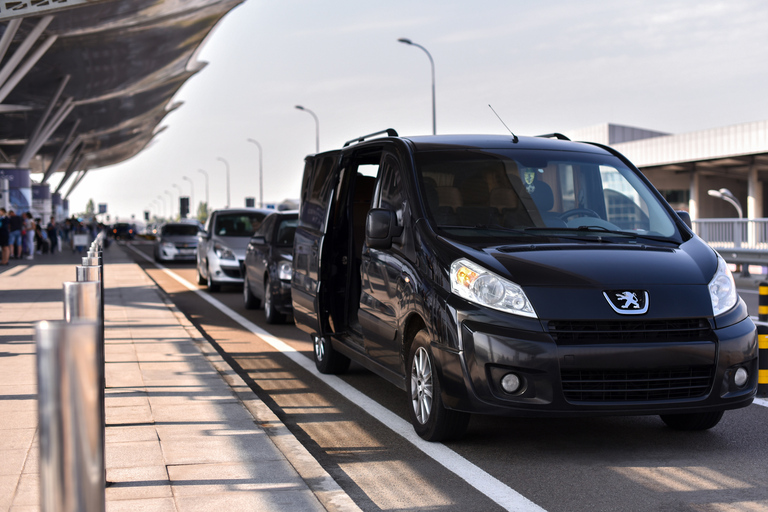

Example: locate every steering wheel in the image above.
[559,208,601,222]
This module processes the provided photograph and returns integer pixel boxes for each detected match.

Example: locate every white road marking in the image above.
[127,244,546,512]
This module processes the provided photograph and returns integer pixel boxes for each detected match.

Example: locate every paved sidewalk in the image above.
[0,244,359,512]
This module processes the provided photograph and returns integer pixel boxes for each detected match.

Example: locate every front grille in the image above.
[221,267,241,278]
[548,319,712,345]
[561,366,713,402]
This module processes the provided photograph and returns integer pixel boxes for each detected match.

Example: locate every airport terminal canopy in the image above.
[0,0,242,192]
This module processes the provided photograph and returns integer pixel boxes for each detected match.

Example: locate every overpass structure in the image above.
[0,0,242,218]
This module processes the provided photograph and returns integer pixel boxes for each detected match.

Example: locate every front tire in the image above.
[660,411,724,431]
[243,274,261,309]
[196,264,206,285]
[313,335,350,374]
[407,330,470,442]
[206,263,220,292]
[264,277,286,324]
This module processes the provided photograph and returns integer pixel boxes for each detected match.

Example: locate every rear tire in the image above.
[407,330,470,442]
[313,335,350,374]
[243,275,261,309]
[660,411,724,431]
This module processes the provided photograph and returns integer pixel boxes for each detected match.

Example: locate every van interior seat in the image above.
[530,181,566,227]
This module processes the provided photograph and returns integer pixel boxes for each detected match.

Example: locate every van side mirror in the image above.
[675,210,692,230]
[366,209,403,250]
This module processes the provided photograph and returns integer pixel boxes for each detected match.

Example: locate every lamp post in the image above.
[172,183,183,218]
[156,195,165,219]
[295,105,319,153]
[708,188,743,218]
[197,169,209,211]
[246,138,263,208]
[397,38,436,135]
[182,176,195,216]
[164,189,173,219]
[217,157,230,208]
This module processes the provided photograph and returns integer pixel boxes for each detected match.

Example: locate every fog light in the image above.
[734,367,748,387]
[500,373,521,394]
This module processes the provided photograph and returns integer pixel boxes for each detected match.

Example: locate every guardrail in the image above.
[693,218,768,266]
[36,234,106,512]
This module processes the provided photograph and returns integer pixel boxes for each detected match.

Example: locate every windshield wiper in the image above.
[524,226,676,243]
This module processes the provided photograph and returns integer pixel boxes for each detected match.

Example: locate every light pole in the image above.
[217,157,230,207]
[398,38,436,135]
[182,175,195,216]
[172,183,183,218]
[164,189,173,219]
[246,138,263,207]
[708,188,743,218]
[197,169,209,211]
[156,195,165,219]
[295,105,319,153]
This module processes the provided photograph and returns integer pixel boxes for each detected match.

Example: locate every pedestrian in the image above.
[0,208,9,265]
[23,212,35,260]
[46,216,59,253]
[8,210,22,259]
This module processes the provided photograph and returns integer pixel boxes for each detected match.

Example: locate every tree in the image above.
[85,199,95,216]
[196,201,209,224]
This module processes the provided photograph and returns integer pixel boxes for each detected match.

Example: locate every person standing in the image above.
[23,212,35,260]
[0,208,9,265]
[46,216,58,253]
[8,210,22,259]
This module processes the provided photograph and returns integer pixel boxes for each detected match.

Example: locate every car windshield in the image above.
[162,224,199,236]
[416,148,681,245]
[214,213,266,236]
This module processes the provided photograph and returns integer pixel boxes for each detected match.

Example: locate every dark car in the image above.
[154,222,202,262]
[111,222,135,240]
[243,211,297,323]
[292,129,757,442]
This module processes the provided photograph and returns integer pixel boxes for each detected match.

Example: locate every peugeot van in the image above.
[292,130,757,441]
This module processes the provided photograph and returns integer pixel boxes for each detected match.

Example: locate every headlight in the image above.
[213,242,236,260]
[278,260,293,281]
[161,242,175,250]
[709,253,737,316]
[450,259,537,318]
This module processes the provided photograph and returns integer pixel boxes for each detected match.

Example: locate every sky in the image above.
[61,0,768,223]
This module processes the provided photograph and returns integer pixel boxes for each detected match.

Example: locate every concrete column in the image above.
[748,160,762,219]
[689,166,699,221]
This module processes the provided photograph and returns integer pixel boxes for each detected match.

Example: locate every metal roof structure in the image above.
[0,0,242,196]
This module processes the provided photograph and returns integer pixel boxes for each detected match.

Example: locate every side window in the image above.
[377,154,405,226]
[300,154,338,232]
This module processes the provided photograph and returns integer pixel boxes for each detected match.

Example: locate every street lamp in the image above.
[295,105,319,153]
[398,37,436,135]
[197,169,209,210]
[246,138,263,208]
[164,189,173,219]
[217,157,230,207]
[172,183,182,217]
[182,175,195,216]
[708,188,743,218]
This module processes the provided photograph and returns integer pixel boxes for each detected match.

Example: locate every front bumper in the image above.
[433,306,758,417]
[209,253,245,283]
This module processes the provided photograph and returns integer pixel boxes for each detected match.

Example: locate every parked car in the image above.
[196,207,272,292]
[242,211,298,323]
[111,222,135,240]
[154,222,201,262]
[292,129,758,442]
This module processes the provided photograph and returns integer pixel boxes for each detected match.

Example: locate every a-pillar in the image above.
[688,165,700,221]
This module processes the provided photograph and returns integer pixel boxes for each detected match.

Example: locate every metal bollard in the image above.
[36,320,105,512]
[759,282,768,322]
[759,324,768,397]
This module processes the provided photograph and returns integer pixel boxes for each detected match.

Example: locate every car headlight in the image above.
[278,260,293,281]
[161,242,175,250]
[709,253,737,316]
[213,242,236,260]
[450,259,537,318]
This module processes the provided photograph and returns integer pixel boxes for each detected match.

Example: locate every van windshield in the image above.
[416,148,681,245]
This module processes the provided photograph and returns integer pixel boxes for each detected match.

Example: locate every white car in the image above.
[196,208,272,291]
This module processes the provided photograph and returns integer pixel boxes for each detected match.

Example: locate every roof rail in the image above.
[536,132,571,141]
[343,128,399,147]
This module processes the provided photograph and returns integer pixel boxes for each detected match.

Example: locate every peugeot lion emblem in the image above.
[603,290,649,315]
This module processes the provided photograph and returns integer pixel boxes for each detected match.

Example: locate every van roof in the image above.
[400,134,610,154]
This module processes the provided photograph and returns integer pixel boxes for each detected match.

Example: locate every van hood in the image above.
[442,237,720,320]
[482,239,718,287]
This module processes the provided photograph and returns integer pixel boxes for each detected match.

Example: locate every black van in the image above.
[291,130,757,441]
